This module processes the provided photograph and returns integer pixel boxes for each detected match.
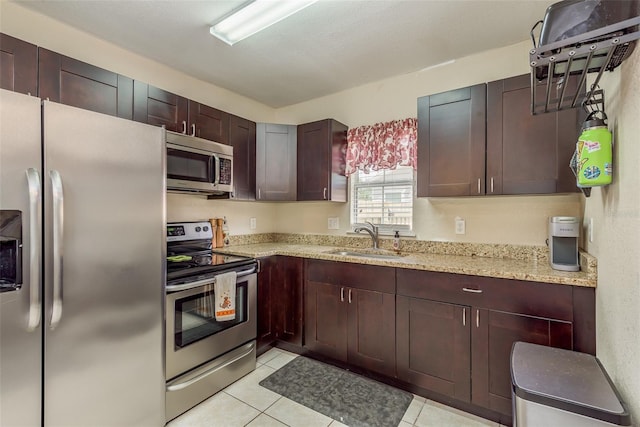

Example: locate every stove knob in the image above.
[203,226,209,232]
[195,226,201,232]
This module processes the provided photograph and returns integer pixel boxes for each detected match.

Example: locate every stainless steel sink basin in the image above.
[325,249,407,260]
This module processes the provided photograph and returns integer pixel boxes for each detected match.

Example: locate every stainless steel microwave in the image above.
[166,131,233,195]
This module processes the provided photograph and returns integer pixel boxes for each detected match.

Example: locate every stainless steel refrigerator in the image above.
[0,89,166,426]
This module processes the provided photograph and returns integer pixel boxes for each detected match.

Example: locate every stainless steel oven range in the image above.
[165,221,257,422]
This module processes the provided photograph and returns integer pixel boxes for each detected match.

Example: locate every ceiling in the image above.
[14,0,554,108]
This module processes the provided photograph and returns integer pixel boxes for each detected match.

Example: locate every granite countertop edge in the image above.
[215,243,596,288]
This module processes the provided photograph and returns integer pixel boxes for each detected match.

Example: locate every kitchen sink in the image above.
[324,248,407,260]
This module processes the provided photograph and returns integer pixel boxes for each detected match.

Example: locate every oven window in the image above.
[167,148,212,182]
[174,282,247,348]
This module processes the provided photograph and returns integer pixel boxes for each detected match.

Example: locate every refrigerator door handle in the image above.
[50,170,64,330]
[25,168,42,331]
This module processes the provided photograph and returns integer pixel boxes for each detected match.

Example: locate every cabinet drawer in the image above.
[306,259,395,294]
[397,269,573,321]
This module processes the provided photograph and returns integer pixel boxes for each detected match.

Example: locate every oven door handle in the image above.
[166,341,255,392]
[165,266,256,293]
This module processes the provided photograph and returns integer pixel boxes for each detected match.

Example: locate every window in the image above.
[351,165,414,233]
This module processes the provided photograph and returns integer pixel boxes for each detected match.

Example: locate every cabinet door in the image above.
[397,296,471,401]
[1,33,37,95]
[256,123,297,201]
[38,48,133,119]
[188,100,229,144]
[417,84,486,197]
[297,119,347,202]
[472,309,573,415]
[229,115,256,200]
[487,74,580,194]
[133,82,188,133]
[274,257,304,346]
[347,288,396,377]
[304,280,348,362]
[257,257,277,351]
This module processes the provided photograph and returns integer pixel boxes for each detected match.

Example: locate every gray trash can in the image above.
[511,342,630,426]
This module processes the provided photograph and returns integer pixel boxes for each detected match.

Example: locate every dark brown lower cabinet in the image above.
[396,268,590,423]
[304,260,396,377]
[257,256,303,352]
[396,297,471,402]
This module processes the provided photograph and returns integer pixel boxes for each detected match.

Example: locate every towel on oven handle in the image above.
[215,271,237,321]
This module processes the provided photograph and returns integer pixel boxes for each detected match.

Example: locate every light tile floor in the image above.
[167,348,507,427]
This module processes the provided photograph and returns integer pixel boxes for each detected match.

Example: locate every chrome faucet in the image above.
[354,221,379,249]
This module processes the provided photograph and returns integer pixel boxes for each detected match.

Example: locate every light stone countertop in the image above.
[214,242,596,288]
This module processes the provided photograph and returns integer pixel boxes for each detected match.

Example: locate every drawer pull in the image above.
[462,287,483,294]
[340,287,344,302]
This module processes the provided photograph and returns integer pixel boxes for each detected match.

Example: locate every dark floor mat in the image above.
[259,356,412,427]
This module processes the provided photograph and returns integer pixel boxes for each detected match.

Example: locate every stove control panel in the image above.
[167,221,213,242]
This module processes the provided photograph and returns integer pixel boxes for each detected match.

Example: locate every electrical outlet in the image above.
[328,217,339,230]
[588,218,594,243]
[455,217,466,235]
[250,217,256,230]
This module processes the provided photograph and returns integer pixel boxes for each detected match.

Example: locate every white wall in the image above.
[583,49,640,422]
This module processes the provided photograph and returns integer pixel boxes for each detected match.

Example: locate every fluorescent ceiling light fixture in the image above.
[210,0,318,46]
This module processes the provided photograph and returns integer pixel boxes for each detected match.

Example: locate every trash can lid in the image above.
[511,342,630,426]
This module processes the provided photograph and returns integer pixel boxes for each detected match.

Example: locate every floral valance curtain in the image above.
[345,118,417,176]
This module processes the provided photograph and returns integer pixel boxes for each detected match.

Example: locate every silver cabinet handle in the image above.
[462,287,483,294]
[26,168,42,331]
[490,177,494,193]
[258,188,261,200]
[50,170,64,330]
[462,308,466,326]
[181,120,187,134]
[348,288,352,304]
[166,342,255,392]
[477,178,481,194]
[323,187,327,200]
[476,309,480,328]
[340,287,344,302]
[191,123,196,137]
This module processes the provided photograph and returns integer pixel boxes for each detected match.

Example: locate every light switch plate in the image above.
[328,217,339,230]
[455,217,466,235]
[250,217,256,230]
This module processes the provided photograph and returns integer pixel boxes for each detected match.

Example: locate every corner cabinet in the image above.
[417,84,486,197]
[304,259,396,377]
[256,123,297,201]
[417,75,582,197]
[228,115,256,200]
[486,74,580,194]
[297,119,348,202]
[38,48,133,119]
[0,33,38,95]
[257,256,304,352]
[396,269,593,422]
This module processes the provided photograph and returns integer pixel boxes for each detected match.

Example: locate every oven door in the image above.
[165,270,256,380]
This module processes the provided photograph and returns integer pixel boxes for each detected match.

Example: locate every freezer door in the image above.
[0,89,43,427]
[43,101,166,426]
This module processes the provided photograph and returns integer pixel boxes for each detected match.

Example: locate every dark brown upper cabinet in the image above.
[188,100,229,144]
[38,48,133,119]
[297,119,348,202]
[486,74,581,195]
[228,114,256,200]
[0,33,38,95]
[133,81,188,133]
[417,84,486,197]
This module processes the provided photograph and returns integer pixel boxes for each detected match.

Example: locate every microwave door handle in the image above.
[25,168,42,331]
[212,154,220,186]
[50,170,64,330]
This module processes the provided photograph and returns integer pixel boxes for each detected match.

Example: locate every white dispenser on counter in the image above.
[548,217,580,272]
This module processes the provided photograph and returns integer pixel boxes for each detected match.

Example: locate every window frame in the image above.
[350,166,415,236]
